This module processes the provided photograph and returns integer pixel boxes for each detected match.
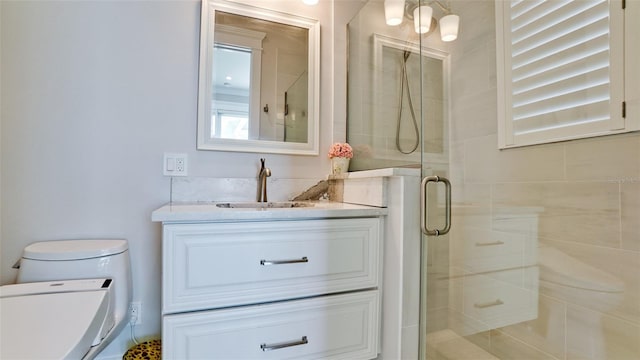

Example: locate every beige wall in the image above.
[447,1,640,359]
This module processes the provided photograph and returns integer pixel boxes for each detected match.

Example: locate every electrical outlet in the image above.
[175,157,185,172]
[129,302,142,325]
[163,153,188,176]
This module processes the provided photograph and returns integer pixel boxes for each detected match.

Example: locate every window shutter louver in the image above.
[497,0,626,148]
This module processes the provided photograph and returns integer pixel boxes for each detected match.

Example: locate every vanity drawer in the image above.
[162,217,382,314]
[450,225,537,273]
[449,266,539,334]
[163,290,380,360]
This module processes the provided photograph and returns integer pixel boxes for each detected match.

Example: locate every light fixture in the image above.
[384,0,405,26]
[413,5,432,34]
[384,0,459,41]
[439,14,459,41]
[302,0,318,5]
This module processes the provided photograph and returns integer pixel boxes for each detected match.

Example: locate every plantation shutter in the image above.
[497,0,624,148]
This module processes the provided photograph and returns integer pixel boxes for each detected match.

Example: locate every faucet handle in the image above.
[260,158,266,169]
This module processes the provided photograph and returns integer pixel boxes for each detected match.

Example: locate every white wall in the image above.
[0,0,357,357]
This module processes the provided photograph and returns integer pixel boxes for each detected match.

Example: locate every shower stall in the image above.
[347,1,640,359]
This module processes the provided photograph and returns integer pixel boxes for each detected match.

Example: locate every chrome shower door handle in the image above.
[420,175,452,236]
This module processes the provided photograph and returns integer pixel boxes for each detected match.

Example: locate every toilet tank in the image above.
[16,239,132,326]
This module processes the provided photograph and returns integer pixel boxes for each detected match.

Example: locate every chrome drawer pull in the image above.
[260,336,308,351]
[260,257,308,266]
[474,299,504,309]
[475,241,505,247]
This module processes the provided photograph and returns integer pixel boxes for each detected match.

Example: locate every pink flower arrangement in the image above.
[328,142,353,159]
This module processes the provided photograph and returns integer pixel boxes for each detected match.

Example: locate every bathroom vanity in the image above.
[446,206,542,336]
[152,202,387,359]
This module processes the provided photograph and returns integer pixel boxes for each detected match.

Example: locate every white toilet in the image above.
[538,244,625,358]
[0,239,132,360]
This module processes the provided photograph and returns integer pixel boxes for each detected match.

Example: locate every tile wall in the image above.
[440,1,640,359]
[347,0,449,171]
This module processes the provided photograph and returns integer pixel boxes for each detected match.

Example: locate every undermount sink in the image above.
[216,202,314,209]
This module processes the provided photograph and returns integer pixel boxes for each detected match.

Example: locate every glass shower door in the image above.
[418,93,542,360]
[347,1,639,359]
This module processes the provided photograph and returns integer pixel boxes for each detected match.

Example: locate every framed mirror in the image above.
[197,0,320,155]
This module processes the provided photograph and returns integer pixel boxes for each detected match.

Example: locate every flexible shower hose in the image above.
[395,50,420,154]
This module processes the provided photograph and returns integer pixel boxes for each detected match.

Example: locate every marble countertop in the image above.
[329,167,421,180]
[151,201,388,223]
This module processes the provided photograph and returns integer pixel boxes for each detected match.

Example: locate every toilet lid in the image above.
[23,239,128,261]
[0,290,109,359]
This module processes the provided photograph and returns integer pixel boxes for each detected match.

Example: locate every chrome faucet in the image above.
[257,158,271,202]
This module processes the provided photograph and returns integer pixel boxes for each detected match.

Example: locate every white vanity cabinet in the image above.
[163,290,379,359]
[153,206,385,360]
[448,208,541,335]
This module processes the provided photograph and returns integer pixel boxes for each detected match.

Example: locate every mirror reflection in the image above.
[212,12,308,143]
[197,0,319,155]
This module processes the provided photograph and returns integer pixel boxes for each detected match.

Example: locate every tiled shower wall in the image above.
[347,0,449,171]
[447,1,640,359]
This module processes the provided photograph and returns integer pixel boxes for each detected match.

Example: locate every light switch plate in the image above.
[163,153,188,176]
